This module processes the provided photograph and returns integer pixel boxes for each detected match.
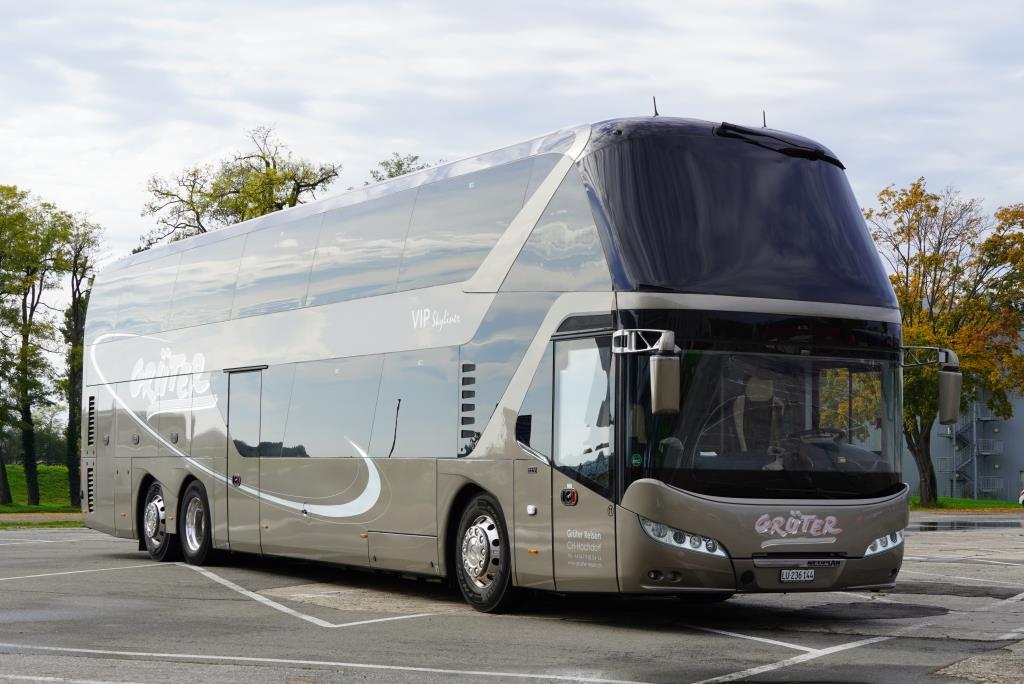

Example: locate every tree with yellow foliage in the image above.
[865,179,1024,506]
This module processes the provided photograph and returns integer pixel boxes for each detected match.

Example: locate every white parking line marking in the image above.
[0,564,168,582]
[0,674,140,684]
[690,636,891,684]
[0,539,87,547]
[899,569,1024,587]
[683,625,816,653]
[0,643,652,684]
[185,564,437,629]
[997,626,1024,640]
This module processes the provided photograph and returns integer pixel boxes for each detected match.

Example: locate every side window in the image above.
[280,355,383,458]
[113,254,182,334]
[258,364,296,457]
[369,347,458,458]
[306,190,416,306]
[554,337,613,496]
[502,168,611,292]
[168,237,245,329]
[397,158,535,291]
[516,343,553,456]
[227,371,261,458]
[232,215,322,319]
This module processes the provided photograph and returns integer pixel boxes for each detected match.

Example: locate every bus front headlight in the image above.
[864,530,904,556]
[639,516,728,558]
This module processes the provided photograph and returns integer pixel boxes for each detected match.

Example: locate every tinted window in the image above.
[370,347,457,458]
[168,237,245,329]
[281,355,383,458]
[516,343,553,456]
[258,364,295,457]
[113,255,181,334]
[85,271,125,343]
[232,216,322,318]
[554,337,613,496]
[502,168,611,292]
[397,159,535,291]
[306,190,415,306]
[523,153,561,202]
[228,371,261,458]
[457,292,557,456]
[581,132,897,307]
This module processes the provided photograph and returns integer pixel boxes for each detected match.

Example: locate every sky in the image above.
[1,0,1022,265]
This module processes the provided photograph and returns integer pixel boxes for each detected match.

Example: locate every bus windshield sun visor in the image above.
[715,122,846,169]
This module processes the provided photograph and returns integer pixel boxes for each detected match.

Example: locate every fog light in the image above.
[648,570,663,580]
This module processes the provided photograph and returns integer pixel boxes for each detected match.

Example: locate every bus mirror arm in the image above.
[903,346,962,426]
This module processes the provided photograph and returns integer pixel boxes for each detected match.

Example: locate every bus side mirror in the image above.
[938,369,962,425]
[650,355,680,416]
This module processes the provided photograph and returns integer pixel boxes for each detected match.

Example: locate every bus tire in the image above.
[142,481,180,562]
[454,493,517,613]
[179,480,215,565]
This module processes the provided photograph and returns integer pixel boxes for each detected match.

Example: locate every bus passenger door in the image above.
[551,337,618,593]
[226,369,262,553]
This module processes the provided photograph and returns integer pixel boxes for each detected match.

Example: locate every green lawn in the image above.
[910,495,1022,511]
[0,464,80,514]
[0,520,85,530]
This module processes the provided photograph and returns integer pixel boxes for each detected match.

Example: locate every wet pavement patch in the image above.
[794,602,949,620]
[911,520,1022,531]
[890,581,1022,600]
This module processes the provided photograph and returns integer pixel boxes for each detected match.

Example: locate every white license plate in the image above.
[780,569,815,583]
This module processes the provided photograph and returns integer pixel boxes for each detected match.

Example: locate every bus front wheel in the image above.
[454,493,517,613]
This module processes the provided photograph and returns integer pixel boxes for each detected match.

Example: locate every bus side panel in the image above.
[259,457,376,565]
[513,458,554,589]
[85,388,115,535]
[436,459,514,579]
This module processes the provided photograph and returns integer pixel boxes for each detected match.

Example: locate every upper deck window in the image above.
[581,131,897,308]
[396,157,539,291]
[306,190,415,306]
[167,236,245,329]
[232,215,321,319]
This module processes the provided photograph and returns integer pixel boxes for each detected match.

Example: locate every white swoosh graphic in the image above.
[89,332,381,518]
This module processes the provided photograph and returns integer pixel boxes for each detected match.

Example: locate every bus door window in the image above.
[553,337,613,497]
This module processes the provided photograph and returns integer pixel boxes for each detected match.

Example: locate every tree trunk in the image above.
[65,416,81,507]
[905,416,938,507]
[65,354,82,507]
[19,401,39,506]
[0,457,11,505]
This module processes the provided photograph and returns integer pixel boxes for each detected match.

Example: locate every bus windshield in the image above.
[623,349,902,500]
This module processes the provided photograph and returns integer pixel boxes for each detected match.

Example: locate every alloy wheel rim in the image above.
[461,514,501,590]
[144,494,166,548]
[184,496,205,554]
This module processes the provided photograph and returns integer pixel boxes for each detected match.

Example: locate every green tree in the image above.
[59,217,102,507]
[141,125,342,247]
[1,187,71,505]
[0,186,29,505]
[865,179,1024,506]
[368,153,438,183]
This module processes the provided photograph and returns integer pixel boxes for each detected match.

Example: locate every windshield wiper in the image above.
[715,122,846,169]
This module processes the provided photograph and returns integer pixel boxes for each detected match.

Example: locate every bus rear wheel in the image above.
[179,480,215,565]
[454,493,517,613]
[142,481,180,562]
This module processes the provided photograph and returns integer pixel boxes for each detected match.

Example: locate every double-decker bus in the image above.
[81,117,961,612]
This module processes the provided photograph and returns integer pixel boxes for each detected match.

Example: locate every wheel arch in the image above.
[135,472,157,549]
[441,483,487,582]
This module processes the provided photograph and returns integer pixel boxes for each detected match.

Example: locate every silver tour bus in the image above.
[81,118,961,612]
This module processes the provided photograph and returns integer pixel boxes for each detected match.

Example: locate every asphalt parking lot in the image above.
[1,512,1022,684]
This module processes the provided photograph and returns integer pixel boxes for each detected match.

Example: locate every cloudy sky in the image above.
[1,1,1021,263]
